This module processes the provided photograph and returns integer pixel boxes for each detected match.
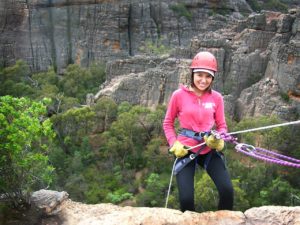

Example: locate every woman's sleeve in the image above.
[215,95,228,133]
[163,92,179,146]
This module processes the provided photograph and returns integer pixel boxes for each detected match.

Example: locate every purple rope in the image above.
[235,145,300,168]
[220,132,300,168]
[253,150,288,163]
[255,147,300,163]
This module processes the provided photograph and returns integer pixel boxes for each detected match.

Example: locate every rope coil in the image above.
[221,132,300,168]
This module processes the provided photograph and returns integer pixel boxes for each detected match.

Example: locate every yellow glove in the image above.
[204,135,224,151]
[169,140,188,158]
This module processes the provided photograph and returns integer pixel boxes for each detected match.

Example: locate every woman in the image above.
[163,51,233,212]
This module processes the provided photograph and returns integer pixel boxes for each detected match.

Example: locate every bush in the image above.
[0,96,55,208]
[139,39,171,56]
[170,3,192,21]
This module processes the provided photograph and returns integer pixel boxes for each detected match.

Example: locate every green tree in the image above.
[260,177,297,205]
[224,115,300,208]
[247,0,261,12]
[51,107,96,152]
[195,172,218,211]
[59,64,88,101]
[0,60,34,97]
[100,105,152,169]
[117,101,132,114]
[59,63,106,103]
[146,105,166,137]
[227,151,278,207]
[0,96,55,208]
[231,116,281,145]
[31,67,59,99]
[262,0,288,12]
[89,62,106,88]
[136,173,168,207]
[139,39,171,56]
[194,172,249,212]
[231,179,250,211]
[170,3,192,21]
[31,67,58,89]
[92,97,118,132]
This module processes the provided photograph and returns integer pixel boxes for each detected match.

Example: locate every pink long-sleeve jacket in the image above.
[163,85,228,154]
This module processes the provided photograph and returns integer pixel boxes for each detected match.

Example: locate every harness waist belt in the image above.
[179,128,206,141]
[174,144,207,175]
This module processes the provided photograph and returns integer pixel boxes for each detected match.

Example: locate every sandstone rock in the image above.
[30,190,300,225]
[61,200,245,225]
[277,14,295,33]
[224,94,236,118]
[236,78,298,120]
[244,206,300,225]
[0,0,252,71]
[247,13,266,30]
[105,55,169,82]
[95,57,191,107]
[96,9,300,120]
[86,93,95,106]
[30,189,69,215]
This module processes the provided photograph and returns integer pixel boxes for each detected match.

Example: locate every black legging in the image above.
[176,151,234,212]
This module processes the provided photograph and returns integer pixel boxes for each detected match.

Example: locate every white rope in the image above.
[164,120,300,208]
[228,120,300,135]
[185,142,206,151]
[167,120,300,154]
[165,158,177,208]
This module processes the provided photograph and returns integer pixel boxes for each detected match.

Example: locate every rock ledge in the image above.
[30,190,300,225]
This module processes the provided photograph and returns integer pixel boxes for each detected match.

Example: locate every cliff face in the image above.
[28,190,300,225]
[1,1,300,120]
[95,9,300,120]
[0,0,252,71]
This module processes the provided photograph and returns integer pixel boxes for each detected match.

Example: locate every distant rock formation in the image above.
[0,0,253,72]
[30,189,300,225]
[95,9,300,121]
[1,1,299,120]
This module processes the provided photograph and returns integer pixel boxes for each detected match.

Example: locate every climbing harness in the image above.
[178,120,300,153]
[179,128,206,141]
[173,144,207,175]
[165,120,300,208]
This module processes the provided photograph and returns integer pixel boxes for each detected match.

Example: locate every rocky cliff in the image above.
[95,9,300,120]
[0,0,253,71]
[1,1,300,120]
[27,189,300,225]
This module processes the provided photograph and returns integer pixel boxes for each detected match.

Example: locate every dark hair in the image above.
[190,71,214,93]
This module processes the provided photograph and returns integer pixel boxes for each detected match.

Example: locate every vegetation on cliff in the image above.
[0,95,55,209]
[1,61,300,219]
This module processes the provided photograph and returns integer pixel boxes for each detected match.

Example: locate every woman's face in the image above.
[193,72,213,92]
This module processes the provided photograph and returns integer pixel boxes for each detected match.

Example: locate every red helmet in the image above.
[190,51,218,72]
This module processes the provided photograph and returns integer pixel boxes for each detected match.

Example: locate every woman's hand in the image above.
[204,134,224,151]
[169,141,188,158]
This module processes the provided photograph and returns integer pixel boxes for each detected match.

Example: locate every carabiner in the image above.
[235,143,256,153]
[189,154,196,160]
[210,130,221,139]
